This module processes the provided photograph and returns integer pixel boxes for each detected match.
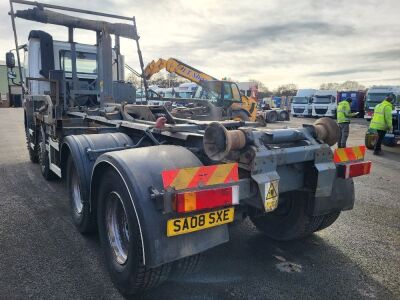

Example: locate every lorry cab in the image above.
[291,88,316,117]
[311,90,337,118]
[176,82,197,98]
[364,86,400,120]
[24,30,133,106]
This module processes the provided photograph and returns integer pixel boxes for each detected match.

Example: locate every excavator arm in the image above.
[144,57,258,122]
[144,58,216,83]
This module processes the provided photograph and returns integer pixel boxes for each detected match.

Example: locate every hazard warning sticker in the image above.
[264,180,279,212]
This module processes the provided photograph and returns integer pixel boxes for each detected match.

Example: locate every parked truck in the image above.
[364,86,400,121]
[291,89,316,117]
[312,90,337,118]
[337,90,366,118]
[8,1,371,297]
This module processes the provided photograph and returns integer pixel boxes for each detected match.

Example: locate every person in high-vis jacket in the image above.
[337,97,358,148]
[369,94,394,155]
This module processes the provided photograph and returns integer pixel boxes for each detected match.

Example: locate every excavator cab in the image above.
[193,80,242,107]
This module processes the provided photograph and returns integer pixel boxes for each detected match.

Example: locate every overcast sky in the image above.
[1,0,399,89]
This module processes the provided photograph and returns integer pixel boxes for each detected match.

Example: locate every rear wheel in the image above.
[279,110,290,121]
[97,169,171,296]
[250,192,324,241]
[266,111,278,123]
[67,157,96,234]
[170,254,204,278]
[316,212,341,231]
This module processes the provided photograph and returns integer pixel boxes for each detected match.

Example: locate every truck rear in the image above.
[8,1,371,297]
[337,90,365,118]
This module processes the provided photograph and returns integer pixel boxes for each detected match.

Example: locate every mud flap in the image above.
[310,177,355,216]
[92,145,230,268]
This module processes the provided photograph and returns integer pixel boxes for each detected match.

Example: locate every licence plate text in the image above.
[167,207,234,237]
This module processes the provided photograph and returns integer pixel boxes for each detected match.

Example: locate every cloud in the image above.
[0,0,399,89]
[363,48,400,62]
[309,67,382,77]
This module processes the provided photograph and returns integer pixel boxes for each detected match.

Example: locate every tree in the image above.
[248,79,270,93]
[126,72,141,88]
[340,81,365,91]
[319,81,365,91]
[274,84,298,96]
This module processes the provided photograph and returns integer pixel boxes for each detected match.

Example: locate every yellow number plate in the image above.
[167,207,235,237]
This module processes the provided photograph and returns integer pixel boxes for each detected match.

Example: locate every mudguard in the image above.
[91,145,229,268]
[61,133,133,207]
[311,177,355,216]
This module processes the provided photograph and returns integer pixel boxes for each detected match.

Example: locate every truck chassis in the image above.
[8,0,371,296]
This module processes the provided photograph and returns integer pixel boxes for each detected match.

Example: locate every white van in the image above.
[311,90,337,117]
[291,89,316,117]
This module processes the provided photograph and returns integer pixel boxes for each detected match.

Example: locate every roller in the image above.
[313,117,340,146]
[203,122,246,161]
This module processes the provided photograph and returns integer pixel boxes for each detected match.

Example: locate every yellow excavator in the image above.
[144,58,258,122]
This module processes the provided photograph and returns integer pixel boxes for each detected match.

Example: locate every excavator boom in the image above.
[144,57,258,122]
[144,58,216,83]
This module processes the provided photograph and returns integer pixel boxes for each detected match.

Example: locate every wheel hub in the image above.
[71,171,83,214]
[106,192,129,265]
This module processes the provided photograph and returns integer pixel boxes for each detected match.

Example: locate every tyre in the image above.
[39,126,56,180]
[316,212,340,232]
[66,156,97,234]
[231,110,250,121]
[97,169,171,296]
[266,111,278,123]
[25,125,39,163]
[170,254,204,278]
[365,131,378,150]
[279,110,290,121]
[250,192,324,241]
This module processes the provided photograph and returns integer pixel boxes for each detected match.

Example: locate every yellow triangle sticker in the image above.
[264,181,279,212]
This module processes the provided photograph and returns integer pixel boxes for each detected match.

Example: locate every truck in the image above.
[337,90,366,118]
[364,86,400,120]
[311,90,338,118]
[176,82,197,98]
[291,89,316,117]
[8,1,371,297]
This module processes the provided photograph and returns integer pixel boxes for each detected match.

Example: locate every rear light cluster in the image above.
[337,161,372,179]
[334,146,371,179]
[162,163,240,213]
[174,186,239,213]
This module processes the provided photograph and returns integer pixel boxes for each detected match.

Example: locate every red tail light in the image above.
[337,161,372,179]
[174,186,239,213]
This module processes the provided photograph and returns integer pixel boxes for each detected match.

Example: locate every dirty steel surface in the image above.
[0,108,399,299]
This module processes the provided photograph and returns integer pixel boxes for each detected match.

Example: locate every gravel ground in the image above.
[0,108,399,299]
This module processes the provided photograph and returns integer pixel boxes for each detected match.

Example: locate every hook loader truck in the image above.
[7,0,371,296]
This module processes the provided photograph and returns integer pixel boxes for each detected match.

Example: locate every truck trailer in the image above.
[7,1,371,297]
[337,90,366,118]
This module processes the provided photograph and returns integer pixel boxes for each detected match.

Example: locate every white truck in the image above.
[364,86,400,120]
[176,82,197,98]
[312,90,338,118]
[291,89,316,117]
